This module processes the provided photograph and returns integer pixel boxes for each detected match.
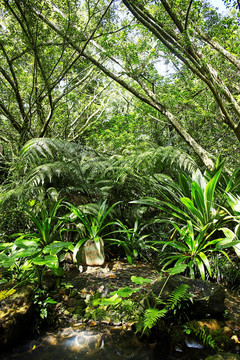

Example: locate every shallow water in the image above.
[0,326,212,360]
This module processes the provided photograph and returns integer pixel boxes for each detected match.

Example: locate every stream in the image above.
[0,326,213,360]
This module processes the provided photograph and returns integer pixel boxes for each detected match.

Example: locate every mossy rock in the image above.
[77,238,105,266]
[152,275,225,318]
[0,286,34,349]
[185,320,235,352]
[205,354,240,360]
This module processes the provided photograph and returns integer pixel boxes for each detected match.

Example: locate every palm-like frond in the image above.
[0,139,200,226]
[20,138,89,168]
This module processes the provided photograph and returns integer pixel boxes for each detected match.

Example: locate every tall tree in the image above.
[1,0,239,170]
[122,0,240,142]
[31,0,216,168]
[0,0,111,146]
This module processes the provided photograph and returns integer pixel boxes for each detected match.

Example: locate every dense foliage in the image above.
[0,0,240,337]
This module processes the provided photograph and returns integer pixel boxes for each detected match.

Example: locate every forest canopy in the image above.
[0,0,239,169]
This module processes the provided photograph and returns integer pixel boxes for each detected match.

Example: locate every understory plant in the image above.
[157,221,231,280]
[105,219,155,264]
[85,265,191,335]
[0,199,73,286]
[64,201,118,264]
[132,168,226,234]
[184,322,219,351]
[132,162,240,279]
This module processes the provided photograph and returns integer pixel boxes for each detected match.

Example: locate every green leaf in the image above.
[100,293,122,306]
[50,267,65,276]
[0,242,14,250]
[191,181,205,216]
[180,197,204,225]
[15,238,39,249]
[198,252,211,277]
[167,284,190,309]
[195,257,206,280]
[16,248,40,258]
[179,173,191,198]
[131,276,152,285]
[167,263,187,275]
[0,253,16,267]
[32,254,58,268]
[204,169,222,220]
[116,286,140,298]
[143,308,167,332]
[43,241,73,255]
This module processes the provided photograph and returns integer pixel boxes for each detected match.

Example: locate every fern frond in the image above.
[0,185,26,204]
[143,308,168,333]
[20,138,90,170]
[167,284,190,310]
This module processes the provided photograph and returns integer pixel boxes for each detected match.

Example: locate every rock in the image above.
[152,275,225,318]
[77,238,105,266]
[41,270,57,291]
[67,298,77,308]
[205,354,240,360]
[76,299,86,309]
[69,289,78,298]
[0,286,34,349]
[64,252,73,263]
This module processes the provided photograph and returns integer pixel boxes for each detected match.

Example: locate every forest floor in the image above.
[64,260,159,296]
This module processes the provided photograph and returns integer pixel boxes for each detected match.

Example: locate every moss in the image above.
[206,354,240,360]
[210,329,235,350]
[184,320,236,351]
[169,326,185,344]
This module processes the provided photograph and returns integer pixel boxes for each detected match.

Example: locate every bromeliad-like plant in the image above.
[157,221,231,280]
[65,201,119,263]
[105,219,155,264]
[132,167,226,235]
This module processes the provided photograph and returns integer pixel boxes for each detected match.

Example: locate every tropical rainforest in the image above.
[1,0,240,343]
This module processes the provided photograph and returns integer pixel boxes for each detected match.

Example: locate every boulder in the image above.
[205,354,240,360]
[78,238,105,266]
[0,286,34,349]
[152,275,225,318]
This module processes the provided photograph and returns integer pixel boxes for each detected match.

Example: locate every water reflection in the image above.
[1,326,212,360]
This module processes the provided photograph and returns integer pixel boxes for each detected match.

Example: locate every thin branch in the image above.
[185,0,194,30]
[160,0,184,33]
[0,101,22,132]
[71,81,112,128]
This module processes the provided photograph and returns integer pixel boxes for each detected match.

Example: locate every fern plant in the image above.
[184,323,219,351]
[0,138,202,250]
[1,138,199,211]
